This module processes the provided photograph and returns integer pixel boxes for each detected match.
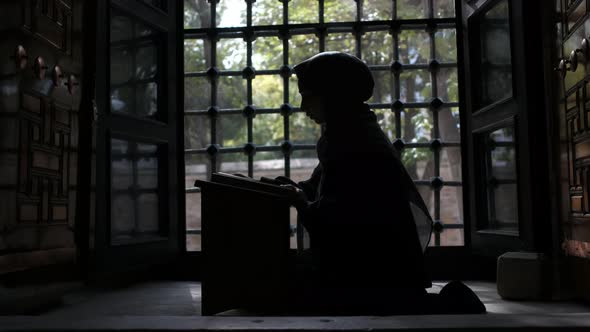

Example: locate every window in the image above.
[183,0,462,251]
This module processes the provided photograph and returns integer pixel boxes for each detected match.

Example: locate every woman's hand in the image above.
[280,184,308,211]
[274,176,299,187]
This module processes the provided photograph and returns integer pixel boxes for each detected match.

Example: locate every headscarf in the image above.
[293,52,374,103]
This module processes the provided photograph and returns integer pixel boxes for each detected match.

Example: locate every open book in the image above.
[198,172,299,199]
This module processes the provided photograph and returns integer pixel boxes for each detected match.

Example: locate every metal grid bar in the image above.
[184,62,458,78]
[184,0,464,247]
[184,102,460,114]
[246,0,254,177]
[282,0,291,178]
[184,19,457,37]
[427,1,441,246]
[185,141,461,155]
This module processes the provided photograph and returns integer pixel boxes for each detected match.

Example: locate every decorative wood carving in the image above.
[23,0,73,53]
[17,93,71,224]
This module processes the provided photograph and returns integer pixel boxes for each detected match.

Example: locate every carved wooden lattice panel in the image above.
[0,0,81,274]
[23,0,73,54]
[18,93,71,224]
[560,0,590,258]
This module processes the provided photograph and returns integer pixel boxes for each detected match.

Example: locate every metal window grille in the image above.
[184,0,463,250]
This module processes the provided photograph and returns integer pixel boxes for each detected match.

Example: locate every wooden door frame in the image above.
[460,0,560,264]
[77,0,185,280]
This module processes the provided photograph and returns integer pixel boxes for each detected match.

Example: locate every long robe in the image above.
[296,104,432,307]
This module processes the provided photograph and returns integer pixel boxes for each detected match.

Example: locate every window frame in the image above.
[183,0,465,253]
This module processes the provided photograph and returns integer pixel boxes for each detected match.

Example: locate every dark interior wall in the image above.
[0,0,84,276]
[557,0,590,300]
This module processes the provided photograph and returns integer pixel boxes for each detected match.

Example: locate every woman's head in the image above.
[294,52,374,124]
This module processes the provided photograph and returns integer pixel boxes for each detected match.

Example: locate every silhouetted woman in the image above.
[280,52,485,315]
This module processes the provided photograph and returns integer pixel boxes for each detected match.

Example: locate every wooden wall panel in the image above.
[0,0,82,274]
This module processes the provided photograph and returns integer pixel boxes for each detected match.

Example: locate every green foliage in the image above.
[183,0,460,178]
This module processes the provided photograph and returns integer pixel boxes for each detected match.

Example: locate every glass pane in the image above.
[400,108,432,143]
[438,229,463,246]
[111,14,133,42]
[253,113,283,145]
[398,30,430,64]
[219,153,249,175]
[441,186,463,224]
[135,22,154,38]
[111,86,133,113]
[135,82,158,117]
[363,0,392,21]
[111,139,164,244]
[361,31,393,65]
[436,67,458,102]
[402,148,434,180]
[490,128,516,179]
[478,0,512,108]
[253,0,282,26]
[184,77,211,110]
[184,39,208,72]
[253,151,284,178]
[289,112,321,144]
[491,146,516,178]
[184,115,211,150]
[290,149,319,183]
[218,76,246,109]
[290,0,319,24]
[220,114,247,147]
[137,193,159,232]
[111,156,133,191]
[184,0,211,29]
[482,126,518,233]
[110,48,133,85]
[434,0,455,18]
[218,39,247,71]
[416,186,434,218]
[289,34,319,66]
[252,75,283,108]
[491,184,518,231]
[435,29,457,62]
[111,194,135,234]
[289,76,302,106]
[399,69,431,103]
[136,45,157,79]
[324,0,356,22]
[217,0,246,27]
[110,9,162,119]
[253,37,283,69]
[374,109,398,141]
[186,192,202,230]
[185,154,210,188]
[325,33,356,55]
[186,192,202,252]
[187,234,202,251]
[369,70,393,104]
[396,0,427,19]
[439,107,461,142]
[137,143,159,188]
[441,147,462,181]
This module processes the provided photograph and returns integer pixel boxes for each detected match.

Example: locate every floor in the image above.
[1,281,590,331]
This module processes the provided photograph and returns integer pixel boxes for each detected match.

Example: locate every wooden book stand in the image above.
[195,173,297,315]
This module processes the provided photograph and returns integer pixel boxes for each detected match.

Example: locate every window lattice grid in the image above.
[184,0,462,248]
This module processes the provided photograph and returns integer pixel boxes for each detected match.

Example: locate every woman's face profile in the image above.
[300,90,325,124]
